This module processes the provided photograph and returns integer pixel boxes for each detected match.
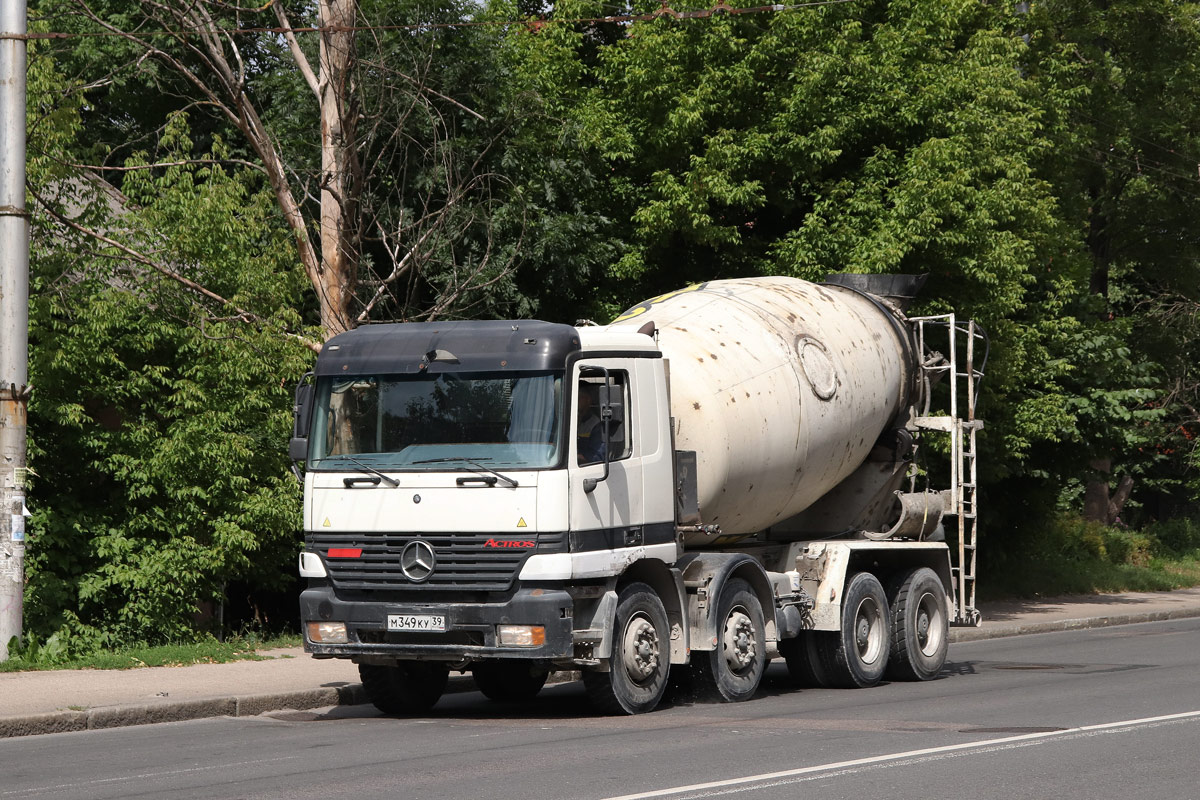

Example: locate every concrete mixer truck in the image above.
[289,275,985,715]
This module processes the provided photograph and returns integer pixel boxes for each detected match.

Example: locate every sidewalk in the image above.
[3,587,1200,739]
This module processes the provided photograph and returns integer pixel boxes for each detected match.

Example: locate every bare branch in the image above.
[65,158,268,175]
[356,220,441,323]
[276,2,320,99]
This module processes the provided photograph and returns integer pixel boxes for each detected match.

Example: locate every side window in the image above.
[576,371,631,466]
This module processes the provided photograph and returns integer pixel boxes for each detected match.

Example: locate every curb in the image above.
[0,685,366,739]
[4,610,1200,739]
[949,604,1200,643]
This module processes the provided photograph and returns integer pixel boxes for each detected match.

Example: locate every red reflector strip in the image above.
[327,548,362,558]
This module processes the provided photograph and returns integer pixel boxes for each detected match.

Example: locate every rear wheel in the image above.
[359,661,449,715]
[692,578,766,702]
[779,632,835,688]
[886,567,949,681]
[814,572,890,688]
[583,582,670,715]
[472,660,550,702]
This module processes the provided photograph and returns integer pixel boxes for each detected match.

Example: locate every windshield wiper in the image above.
[411,456,518,488]
[334,454,399,487]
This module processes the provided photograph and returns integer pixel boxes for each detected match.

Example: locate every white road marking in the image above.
[599,709,1200,800]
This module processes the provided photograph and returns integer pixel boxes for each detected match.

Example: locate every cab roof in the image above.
[314,320,581,376]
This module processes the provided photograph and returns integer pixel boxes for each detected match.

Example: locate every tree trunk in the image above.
[318,0,362,337]
[1107,474,1134,526]
[1082,457,1111,523]
[1086,181,1111,303]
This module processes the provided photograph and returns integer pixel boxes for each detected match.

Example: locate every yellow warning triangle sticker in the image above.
[516,517,528,528]
[323,518,332,527]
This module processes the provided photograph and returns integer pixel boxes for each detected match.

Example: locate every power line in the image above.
[1075,111,1200,177]
[1078,148,1200,197]
[1069,152,1200,203]
[4,0,859,40]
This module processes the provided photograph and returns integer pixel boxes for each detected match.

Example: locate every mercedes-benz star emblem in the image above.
[400,540,436,582]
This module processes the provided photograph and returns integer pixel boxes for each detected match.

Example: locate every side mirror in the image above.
[290,375,315,470]
[292,379,314,440]
[289,436,309,461]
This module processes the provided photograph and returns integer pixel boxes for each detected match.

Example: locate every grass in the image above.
[981,515,1200,600]
[0,633,301,673]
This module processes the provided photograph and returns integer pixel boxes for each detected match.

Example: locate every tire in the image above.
[583,581,671,715]
[472,660,550,702]
[779,632,836,688]
[813,572,890,688]
[886,567,949,681]
[691,578,767,703]
[359,661,449,715]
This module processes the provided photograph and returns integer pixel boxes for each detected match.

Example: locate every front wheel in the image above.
[583,582,670,715]
[813,572,890,688]
[472,660,550,702]
[359,661,450,715]
[886,567,949,681]
[691,578,766,702]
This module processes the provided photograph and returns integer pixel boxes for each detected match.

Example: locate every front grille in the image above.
[308,531,565,592]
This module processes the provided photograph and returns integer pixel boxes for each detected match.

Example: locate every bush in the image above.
[1145,517,1200,556]
[1100,529,1155,567]
[982,514,1199,599]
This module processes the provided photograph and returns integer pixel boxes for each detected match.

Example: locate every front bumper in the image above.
[300,584,574,662]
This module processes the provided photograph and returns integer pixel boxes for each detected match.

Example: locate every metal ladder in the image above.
[909,314,985,626]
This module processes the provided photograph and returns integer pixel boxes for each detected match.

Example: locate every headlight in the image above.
[497,625,545,647]
[306,621,348,644]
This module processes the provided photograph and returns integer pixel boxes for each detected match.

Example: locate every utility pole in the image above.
[0,0,30,662]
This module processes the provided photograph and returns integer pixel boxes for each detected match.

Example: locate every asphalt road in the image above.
[3,618,1198,800]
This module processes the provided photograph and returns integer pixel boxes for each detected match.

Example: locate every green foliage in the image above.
[1021,0,1200,513]
[3,632,71,669]
[1145,517,1200,557]
[499,1,1076,494]
[25,53,312,646]
[503,0,1200,534]
[984,515,1200,598]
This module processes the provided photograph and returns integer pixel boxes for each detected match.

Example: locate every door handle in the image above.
[343,476,382,487]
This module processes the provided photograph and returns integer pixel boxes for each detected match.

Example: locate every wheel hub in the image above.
[856,617,871,649]
[622,614,660,682]
[915,590,944,657]
[854,597,884,664]
[723,610,757,672]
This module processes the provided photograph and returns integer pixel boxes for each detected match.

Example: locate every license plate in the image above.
[387,614,446,632]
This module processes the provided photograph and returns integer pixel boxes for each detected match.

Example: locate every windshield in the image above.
[308,370,563,470]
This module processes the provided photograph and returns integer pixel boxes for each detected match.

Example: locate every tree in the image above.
[503,0,1084,482]
[1022,0,1200,522]
[21,0,544,646]
[25,46,312,645]
[35,0,528,339]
